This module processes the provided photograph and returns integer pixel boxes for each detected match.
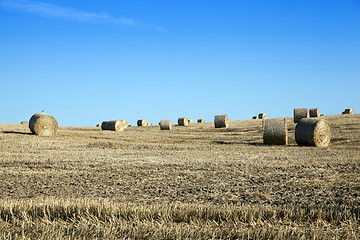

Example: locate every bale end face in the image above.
[197,119,205,123]
[178,117,189,126]
[29,113,58,137]
[214,114,229,128]
[137,119,147,126]
[101,120,127,131]
[295,118,331,147]
[258,113,267,119]
[342,108,354,114]
[263,118,288,145]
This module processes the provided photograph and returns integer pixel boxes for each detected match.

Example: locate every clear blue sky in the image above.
[1,0,359,126]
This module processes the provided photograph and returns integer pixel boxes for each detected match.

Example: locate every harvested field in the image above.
[0,114,359,239]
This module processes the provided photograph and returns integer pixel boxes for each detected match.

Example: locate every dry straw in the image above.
[258,113,267,119]
[263,118,288,145]
[160,120,172,130]
[29,113,58,137]
[137,119,147,126]
[20,121,28,125]
[188,119,194,124]
[309,108,320,118]
[178,117,189,126]
[101,120,128,131]
[295,118,331,147]
[294,108,309,123]
[342,108,354,114]
[214,114,229,128]
[197,119,205,123]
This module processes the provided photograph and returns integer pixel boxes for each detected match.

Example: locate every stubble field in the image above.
[0,114,359,239]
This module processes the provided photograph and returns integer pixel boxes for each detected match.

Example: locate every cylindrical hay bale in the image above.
[342,108,354,114]
[160,120,172,130]
[294,108,309,123]
[197,119,205,123]
[101,120,127,131]
[20,121,28,125]
[258,113,267,119]
[214,114,229,128]
[263,118,288,145]
[309,108,320,118]
[188,119,194,124]
[137,119,147,126]
[252,116,259,120]
[96,124,101,127]
[146,123,152,126]
[178,117,189,126]
[29,113,58,137]
[295,118,331,147]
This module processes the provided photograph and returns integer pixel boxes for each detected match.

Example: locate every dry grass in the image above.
[0,114,359,239]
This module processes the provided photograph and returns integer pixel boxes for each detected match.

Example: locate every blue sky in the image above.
[1,0,359,126]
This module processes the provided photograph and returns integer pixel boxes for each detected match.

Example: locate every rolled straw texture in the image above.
[309,108,320,118]
[214,114,229,128]
[101,120,127,131]
[295,118,331,147]
[178,117,189,126]
[137,119,147,126]
[160,120,172,130]
[29,113,58,137]
[263,118,288,145]
[258,113,267,119]
[294,108,309,123]
[197,119,205,123]
[342,108,354,114]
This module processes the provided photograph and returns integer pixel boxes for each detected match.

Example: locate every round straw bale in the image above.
[258,113,267,119]
[147,123,152,126]
[197,119,205,123]
[20,121,28,125]
[342,108,354,114]
[263,118,288,145]
[214,114,229,128]
[294,108,309,123]
[96,124,101,127]
[178,117,189,126]
[160,120,172,130]
[101,120,127,131]
[252,116,259,120]
[29,113,58,137]
[188,119,194,124]
[309,108,320,118]
[137,119,147,126]
[295,118,331,147]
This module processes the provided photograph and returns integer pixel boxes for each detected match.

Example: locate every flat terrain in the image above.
[0,114,359,239]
